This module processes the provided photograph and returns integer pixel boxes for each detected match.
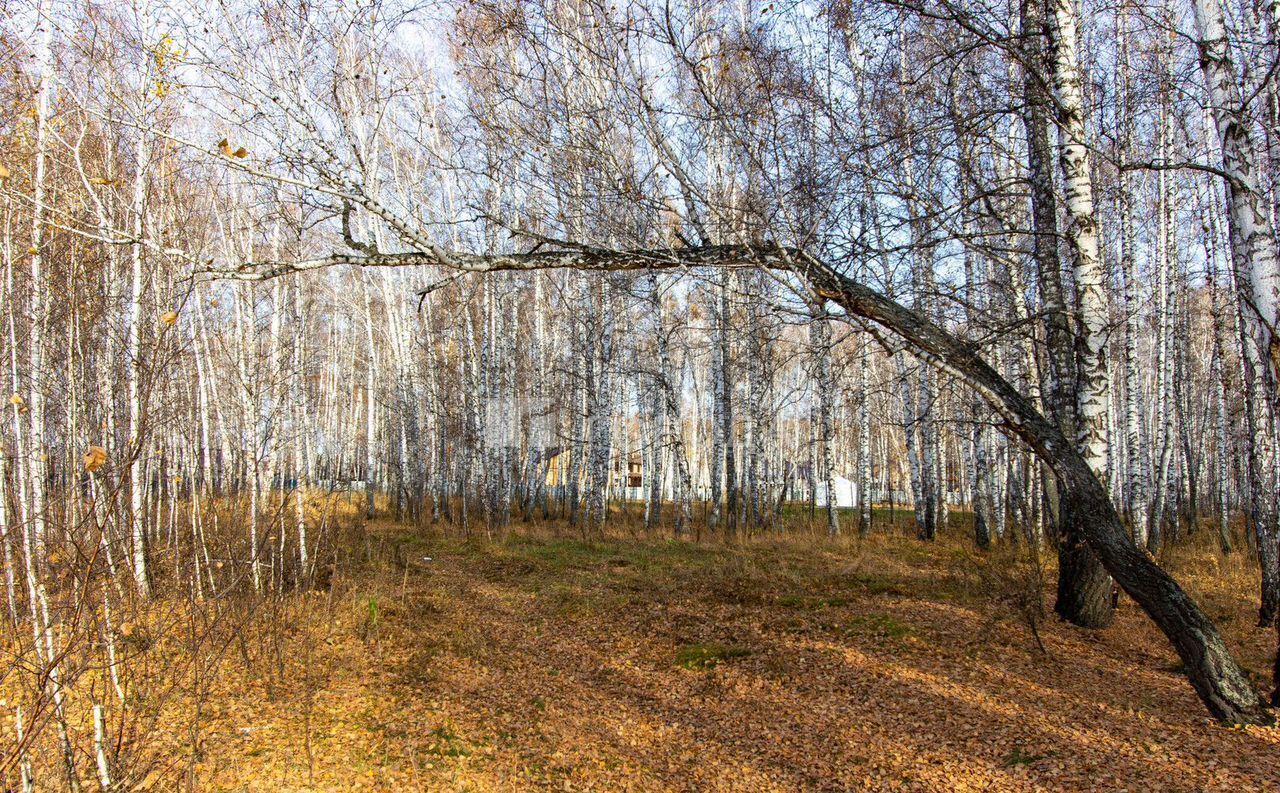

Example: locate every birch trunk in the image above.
[810,300,839,536]
[1041,0,1115,627]
[1191,0,1280,629]
[1115,7,1149,543]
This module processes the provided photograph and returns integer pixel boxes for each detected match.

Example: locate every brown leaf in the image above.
[83,445,107,472]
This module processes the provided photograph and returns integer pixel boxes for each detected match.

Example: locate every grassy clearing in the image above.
[123,506,1280,791]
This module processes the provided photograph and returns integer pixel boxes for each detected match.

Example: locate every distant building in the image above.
[813,475,858,508]
[544,448,647,500]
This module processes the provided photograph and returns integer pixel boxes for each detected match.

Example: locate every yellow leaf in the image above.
[0,162,9,179]
[84,445,107,472]
[217,138,233,157]
[9,394,23,406]
[232,146,248,158]
[137,767,163,793]
[88,176,116,186]
[161,310,178,326]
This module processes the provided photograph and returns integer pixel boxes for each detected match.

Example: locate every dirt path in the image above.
[194,527,1280,791]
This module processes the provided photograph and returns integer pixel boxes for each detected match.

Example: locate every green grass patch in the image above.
[427,724,471,758]
[778,594,849,609]
[846,613,913,639]
[675,642,752,670]
[493,535,724,579]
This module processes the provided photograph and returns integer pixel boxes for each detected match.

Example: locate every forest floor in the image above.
[184,509,1280,791]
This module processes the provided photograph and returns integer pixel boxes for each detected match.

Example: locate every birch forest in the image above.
[4,0,1280,789]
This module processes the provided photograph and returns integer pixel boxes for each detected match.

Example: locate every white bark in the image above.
[1193,0,1280,620]
[1047,0,1110,478]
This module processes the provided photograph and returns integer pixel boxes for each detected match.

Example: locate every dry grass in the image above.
[127,510,1280,790]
